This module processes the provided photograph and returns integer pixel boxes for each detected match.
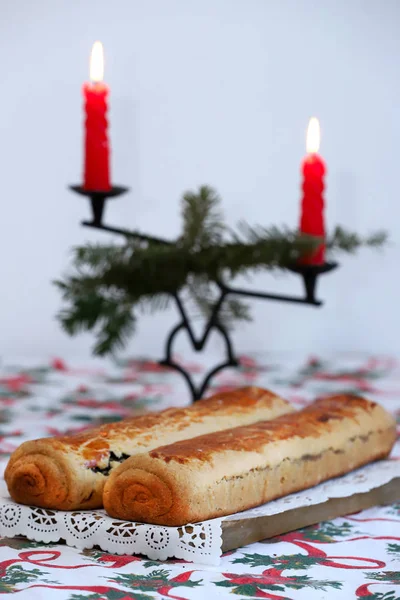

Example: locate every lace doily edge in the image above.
[0,514,224,565]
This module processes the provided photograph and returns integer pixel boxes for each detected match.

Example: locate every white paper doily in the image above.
[0,459,398,565]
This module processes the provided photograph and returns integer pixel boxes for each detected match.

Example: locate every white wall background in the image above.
[0,0,399,361]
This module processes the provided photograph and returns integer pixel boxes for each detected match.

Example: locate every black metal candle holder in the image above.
[71,185,338,401]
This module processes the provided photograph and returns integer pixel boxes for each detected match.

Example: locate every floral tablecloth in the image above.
[0,353,398,599]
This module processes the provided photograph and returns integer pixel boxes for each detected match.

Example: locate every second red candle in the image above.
[299,117,326,265]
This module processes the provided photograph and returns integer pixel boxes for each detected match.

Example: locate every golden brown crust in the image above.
[149,395,376,463]
[103,394,396,526]
[5,386,292,510]
[33,387,284,461]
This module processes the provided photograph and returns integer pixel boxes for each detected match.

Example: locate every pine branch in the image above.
[327,226,388,253]
[185,276,251,327]
[56,185,387,356]
[219,298,252,328]
[180,185,225,249]
[55,279,136,356]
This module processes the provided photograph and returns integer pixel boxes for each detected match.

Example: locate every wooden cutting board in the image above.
[221,477,400,552]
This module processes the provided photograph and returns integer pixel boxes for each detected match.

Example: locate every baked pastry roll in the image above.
[5,387,292,510]
[103,394,396,525]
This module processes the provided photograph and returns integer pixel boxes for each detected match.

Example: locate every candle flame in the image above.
[90,41,104,83]
[306,117,321,154]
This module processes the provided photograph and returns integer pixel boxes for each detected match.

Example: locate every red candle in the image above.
[299,117,326,264]
[83,42,111,191]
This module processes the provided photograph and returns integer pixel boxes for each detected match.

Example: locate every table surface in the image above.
[0,352,398,599]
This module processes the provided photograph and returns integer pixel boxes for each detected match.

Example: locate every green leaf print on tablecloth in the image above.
[0,566,56,593]
[387,543,400,557]
[108,569,202,597]
[215,572,342,596]
[233,552,327,570]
